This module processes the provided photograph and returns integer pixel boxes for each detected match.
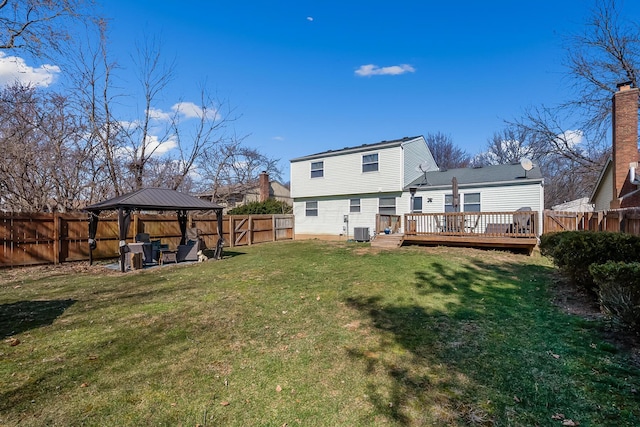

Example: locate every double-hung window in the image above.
[463,193,481,212]
[362,153,379,173]
[350,198,361,213]
[310,161,324,178]
[305,201,318,216]
[412,196,423,213]
[444,194,455,212]
[379,197,396,215]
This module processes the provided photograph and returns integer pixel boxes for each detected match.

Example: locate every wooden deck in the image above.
[402,211,539,254]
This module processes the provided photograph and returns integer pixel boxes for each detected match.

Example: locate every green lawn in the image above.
[1,241,639,426]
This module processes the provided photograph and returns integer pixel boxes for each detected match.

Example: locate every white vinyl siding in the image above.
[402,137,438,186]
[290,145,403,198]
[293,196,391,236]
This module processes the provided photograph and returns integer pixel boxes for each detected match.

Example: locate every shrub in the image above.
[539,231,566,259]
[590,261,640,332]
[540,231,640,291]
[227,199,292,215]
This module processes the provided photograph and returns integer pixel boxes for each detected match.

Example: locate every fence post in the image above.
[54,213,60,265]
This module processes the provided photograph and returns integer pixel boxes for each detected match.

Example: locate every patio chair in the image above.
[177,239,199,262]
[466,214,481,233]
[513,207,532,234]
[177,228,204,262]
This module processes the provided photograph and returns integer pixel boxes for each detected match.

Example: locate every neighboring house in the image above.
[290,135,544,239]
[590,82,640,209]
[199,172,292,213]
[551,197,594,212]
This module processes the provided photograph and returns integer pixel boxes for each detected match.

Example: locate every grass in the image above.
[1,241,639,426]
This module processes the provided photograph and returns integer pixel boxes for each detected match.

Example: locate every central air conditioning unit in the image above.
[353,227,370,242]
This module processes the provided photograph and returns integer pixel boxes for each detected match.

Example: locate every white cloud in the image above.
[171,101,219,120]
[0,52,60,87]
[307,16,314,22]
[559,130,584,148]
[149,101,219,122]
[147,107,171,121]
[145,134,178,156]
[355,63,415,77]
[271,136,285,141]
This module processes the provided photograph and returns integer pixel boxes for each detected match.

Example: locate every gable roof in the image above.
[290,136,423,162]
[406,163,543,190]
[85,188,223,212]
[589,157,612,203]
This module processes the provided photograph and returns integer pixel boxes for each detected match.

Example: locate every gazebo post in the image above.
[118,208,131,273]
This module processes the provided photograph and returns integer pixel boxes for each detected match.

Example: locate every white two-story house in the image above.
[290,136,438,239]
[290,135,545,240]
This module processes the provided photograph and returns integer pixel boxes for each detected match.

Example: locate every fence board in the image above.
[1,212,294,267]
[543,209,640,235]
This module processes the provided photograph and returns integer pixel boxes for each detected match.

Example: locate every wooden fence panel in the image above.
[543,209,640,236]
[275,215,294,241]
[252,216,275,244]
[1,212,294,267]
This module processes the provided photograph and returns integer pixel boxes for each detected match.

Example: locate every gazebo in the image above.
[84,188,224,272]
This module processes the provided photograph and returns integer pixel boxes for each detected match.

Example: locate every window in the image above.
[305,201,318,216]
[445,193,480,212]
[310,161,324,178]
[362,153,379,173]
[412,196,423,213]
[444,194,455,212]
[350,198,361,213]
[463,193,481,212]
[379,197,396,215]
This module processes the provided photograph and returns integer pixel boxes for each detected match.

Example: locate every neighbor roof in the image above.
[290,136,423,162]
[406,163,543,190]
[85,188,223,212]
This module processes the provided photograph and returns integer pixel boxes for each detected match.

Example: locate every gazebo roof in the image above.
[85,188,222,212]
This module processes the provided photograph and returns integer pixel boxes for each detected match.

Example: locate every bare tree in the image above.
[474,126,534,166]
[562,0,640,143]
[0,82,91,212]
[197,134,282,205]
[121,37,175,190]
[67,18,126,198]
[0,0,89,56]
[508,0,640,207]
[425,132,470,169]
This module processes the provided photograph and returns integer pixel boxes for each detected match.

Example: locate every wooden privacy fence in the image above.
[543,208,640,235]
[0,212,294,267]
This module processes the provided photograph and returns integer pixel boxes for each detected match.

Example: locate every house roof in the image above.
[406,163,543,190]
[85,188,223,212]
[290,135,423,162]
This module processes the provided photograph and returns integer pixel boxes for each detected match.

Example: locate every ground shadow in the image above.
[0,299,77,338]
[345,257,640,425]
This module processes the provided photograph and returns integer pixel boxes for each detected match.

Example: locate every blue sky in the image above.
[4,1,640,180]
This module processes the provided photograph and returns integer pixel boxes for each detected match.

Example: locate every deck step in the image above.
[371,233,404,248]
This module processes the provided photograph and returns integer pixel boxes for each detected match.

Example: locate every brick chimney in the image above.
[611,81,639,209]
[259,171,270,202]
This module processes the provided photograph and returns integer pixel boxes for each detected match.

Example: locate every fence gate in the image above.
[230,217,250,246]
[543,210,590,233]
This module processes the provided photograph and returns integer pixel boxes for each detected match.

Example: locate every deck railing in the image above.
[404,211,538,238]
